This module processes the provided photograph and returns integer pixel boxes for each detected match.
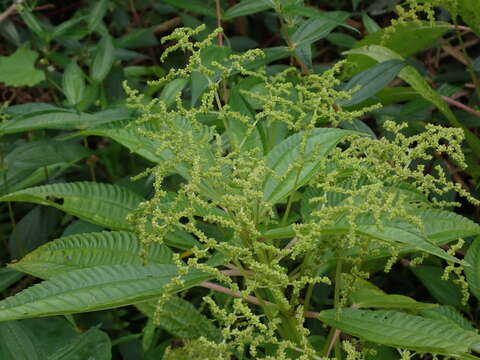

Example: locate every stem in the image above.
[442,95,480,117]
[323,259,343,359]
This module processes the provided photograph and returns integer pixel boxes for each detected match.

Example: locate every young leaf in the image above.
[63,60,86,106]
[465,236,480,302]
[318,308,480,356]
[0,47,45,87]
[9,231,173,279]
[263,128,356,205]
[0,182,144,231]
[338,59,405,106]
[90,34,115,83]
[0,264,210,322]
[136,296,222,342]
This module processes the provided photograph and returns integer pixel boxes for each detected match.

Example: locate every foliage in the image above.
[0,0,480,359]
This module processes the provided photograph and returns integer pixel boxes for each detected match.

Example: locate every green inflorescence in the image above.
[125,25,476,359]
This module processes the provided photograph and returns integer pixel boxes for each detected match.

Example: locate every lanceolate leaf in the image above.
[465,236,480,301]
[421,305,476,332]
[63,60,85,106]
[350,288,436,311]
[318,308,480,356]
[345,45,480,156]
[223,0,273,20]
[0,106,132,134]
[90,34,115,83]
[0,182,144,231]
[263,128,356,205]
[0,264,210,322]
[136,297,222,342]
[9,231,173,279]
[159,0,216,17]
[291,15,349,47]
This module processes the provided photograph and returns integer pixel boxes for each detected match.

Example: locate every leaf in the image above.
[90,35,115,83]
[362,12,380,33]
[0,264,210,322]
[0,321,41,360]
[0,268,24,293]
[466,236,480,301]
[345,44,480,156]
[0,182,144,231]
[345,21,450,75]
[412,265,466,311]
[0,48,45,87]
[47,327,111,360]
[282,6,353,32]
[318,308,480,356]
[291,16,349,47]
[136,297,221,342]
[350,288,436,311]
[223,0,273,20]
[0,106,131,134]
[421,305,476,332]
[159,0,216,17]
[19,10,47,40]
[88,0,109,32]
[458,0,480,36]
[159,78,189,109]
[338,59,405,106]
[52,16,87,39]
[63,61,85,106]
[263,128,356,205]
[1,139,90,195]
[9,231,173,279]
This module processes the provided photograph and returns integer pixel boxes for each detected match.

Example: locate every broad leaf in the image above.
[90,34,115,83]
[0,321,42,360]
[421,305,476,332]
[458,0,480,36]
[9,231,173,279]
[0,182,144,231]
[350,288,436,311]
[63,60,85,106]
[0,47,45,87]
[263,128,356,205]
[137,296,221,341]
[291,15,349,47]
[47,327,111,360]
[465,236,480,302]
[318,308,480,356]
[0,264,210,321]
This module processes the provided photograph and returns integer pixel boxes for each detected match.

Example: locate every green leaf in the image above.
[0,264,210,322]
[282,6,353,32]
[465,236,480,301]
[263,128,356,205]
[90,35,115,83]
[223,0,273,20]
[350,288,436,311]
[362,12,380,33]
[0,321,41,360]
[412,265,466,311]
[19,10,47,40]
[458,0,480,36]
[0,106,131,134]
[47,327,111,360]
[115,28,158,49]
[291,16,348,47]
[339,59,405,106]
[0,48,45,87]
[88,0,109,32]
[1,140,90,195]
[0,268,24,293]
[318,308,480,356]
[52,16,87,39]
[345,44,480,156]
[136,297,221,342]
[345,21,450,75]
[0,182,144,231]
[159,0,216,17]
[63,61,86,106]
[159,78,189,109]
[421,305,476,332]
[9,231,173,279]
